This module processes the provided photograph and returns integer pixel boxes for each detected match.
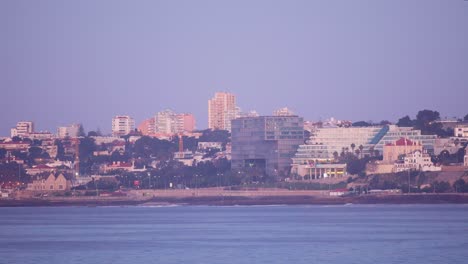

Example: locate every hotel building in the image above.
[112,116,135,136]
[208,92,237,132]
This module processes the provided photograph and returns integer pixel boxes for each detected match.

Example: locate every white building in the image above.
[292,125,437,161]
[198,142,223,150]
[273,107,295,116]
[112,116,135,136]
[11,121,34,137]
[57,124,81,138]
[394,150,441,172]
[454,124,468,138]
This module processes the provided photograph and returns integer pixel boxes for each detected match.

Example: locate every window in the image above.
[49,185,53,190]
[59,185,63,190]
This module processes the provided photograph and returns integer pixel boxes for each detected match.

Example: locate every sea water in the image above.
[0,204,467,264]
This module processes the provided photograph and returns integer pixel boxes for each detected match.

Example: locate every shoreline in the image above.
[2,193,468,207]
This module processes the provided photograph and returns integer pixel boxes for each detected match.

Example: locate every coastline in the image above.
[2,193,468,207]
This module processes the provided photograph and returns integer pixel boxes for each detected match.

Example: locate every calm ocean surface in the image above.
[0,204,467,264]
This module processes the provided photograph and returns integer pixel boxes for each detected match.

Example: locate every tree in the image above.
[77,124,86,137]
[433,181,451,193]
[414,110,443,135]
[379,120,392,126]
[358,145,364,158]
[87,131,99,137]
[396,116,413,127]
[332,151,339,161]
[453,179,468,193]
[350,143,356,153]
[352,121,371,127]
[11,136,22,142]
[369,146,375,157]
[355,149,360,157]
[0,148,6,159]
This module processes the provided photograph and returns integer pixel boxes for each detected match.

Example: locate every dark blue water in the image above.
[1,205,467,264]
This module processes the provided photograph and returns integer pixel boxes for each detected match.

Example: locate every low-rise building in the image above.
[383,138,422,163]
[393,150,441,172]
[198,142,223,150]
[329,188,350,197]
[27,173,71,191]
[10,121,34,138]
[26,164,57,175]
[0,141,31,151]
[454,124,468,138]
[291,162,347,179]
[102,161,147,173]
[464,154,468,167]
[28,132,54,140]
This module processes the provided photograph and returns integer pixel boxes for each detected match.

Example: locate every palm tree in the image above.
[369,146,375,157]
[355,149,360,157]
[351,143,356,153]
[333,151,339,161]
[358,145,364,158]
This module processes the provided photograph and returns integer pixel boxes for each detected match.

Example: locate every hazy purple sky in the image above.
[1,0,467,135]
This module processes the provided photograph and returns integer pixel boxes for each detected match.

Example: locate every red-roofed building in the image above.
[383,137,422,163]
[26,164,57,175]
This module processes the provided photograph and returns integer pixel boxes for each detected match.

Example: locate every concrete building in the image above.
[291,163,347,180]
[208,92,237,131]
[231,116,304,176]
[10,121,34,137]
[57,124,81,138]
[394,150,441,172]
[198,142,223,150]
[176,113,196,133]
[273,107,295,116]
[454,124,468,138]
[112,116,135,136]
[154,110,196,135]
[305,126,383,158]
[28,132,54,140]
[137,118,156,136]
[373,125,437,154]
[383,138,423,163]
[293,125,436,161]
[27,173,71,191]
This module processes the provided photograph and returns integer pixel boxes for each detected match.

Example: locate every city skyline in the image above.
[2,0,467,135]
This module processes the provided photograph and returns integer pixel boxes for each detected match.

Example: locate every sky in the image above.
[1,0,467,135]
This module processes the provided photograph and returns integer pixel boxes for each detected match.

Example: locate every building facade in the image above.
[383,138,423,163]
[455,124,468,138]
[273,107,295,116]
[291,163,347,180]
[208,92,237,131]
[112,116,135,136]
[137,118,156,136]
[10,121,34,137]
[57,124,81,138]
[231,116,304,176]
[27,173,71,191]
[292,125,437,161]
[154,110,196,134]
[393,150,441,172]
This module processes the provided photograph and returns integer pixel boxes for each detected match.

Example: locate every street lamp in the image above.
[147,172,151,189]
